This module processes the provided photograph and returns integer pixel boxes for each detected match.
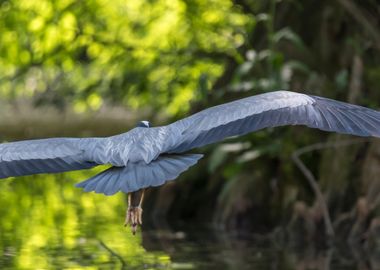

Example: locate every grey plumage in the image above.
[75,154,203,195]
[167,91,380,152]
[1,90,380,195]
[0,138,98,178]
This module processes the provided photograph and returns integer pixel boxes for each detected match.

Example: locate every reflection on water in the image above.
[0,171,379,269]
[0,169,170,269]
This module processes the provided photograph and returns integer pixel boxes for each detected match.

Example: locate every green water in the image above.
[0,170,378,269]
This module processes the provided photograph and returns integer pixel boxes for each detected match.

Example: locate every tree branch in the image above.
[291,138,370,238]
[99,240,127,269]
[337,0,380,51]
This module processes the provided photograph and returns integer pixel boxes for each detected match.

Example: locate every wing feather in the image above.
[165,91,380,153]
[75,154,203,195]
[0,138,100,179]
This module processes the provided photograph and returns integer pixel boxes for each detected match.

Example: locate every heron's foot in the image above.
[124,206,143,235]
[125,189,145,235]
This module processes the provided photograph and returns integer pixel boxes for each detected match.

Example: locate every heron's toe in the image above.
[124,206,143,235]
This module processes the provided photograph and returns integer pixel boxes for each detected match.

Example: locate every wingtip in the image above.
[193,153,204,159]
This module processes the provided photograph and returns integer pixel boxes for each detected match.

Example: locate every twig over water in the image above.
[292,138,370,238]
[99,240,127,269]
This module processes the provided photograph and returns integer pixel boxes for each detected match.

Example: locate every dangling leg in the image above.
[124,189,145,234]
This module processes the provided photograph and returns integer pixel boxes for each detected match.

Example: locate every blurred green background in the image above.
[1,0,380,269]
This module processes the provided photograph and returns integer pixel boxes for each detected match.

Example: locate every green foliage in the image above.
[0,0,251,114]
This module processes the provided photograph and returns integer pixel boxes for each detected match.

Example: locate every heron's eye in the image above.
[136,121,150,128]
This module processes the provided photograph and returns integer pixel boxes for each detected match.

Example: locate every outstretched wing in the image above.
[166,91,380,153]
[0,126,185,179]
[0,138,100,179]
[75,154,203,195]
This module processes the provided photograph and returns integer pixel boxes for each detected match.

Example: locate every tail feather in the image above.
[75,154,203,195]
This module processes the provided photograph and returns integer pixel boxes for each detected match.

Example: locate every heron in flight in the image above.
[1,91,380,234]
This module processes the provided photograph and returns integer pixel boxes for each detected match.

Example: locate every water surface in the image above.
[0,172,378,269]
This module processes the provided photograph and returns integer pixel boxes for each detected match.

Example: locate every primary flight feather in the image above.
[1,90,380,233]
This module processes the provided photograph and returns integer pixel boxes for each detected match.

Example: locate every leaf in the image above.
[272,27,307,51]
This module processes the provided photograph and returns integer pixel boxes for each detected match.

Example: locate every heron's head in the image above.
[136,120,151,128]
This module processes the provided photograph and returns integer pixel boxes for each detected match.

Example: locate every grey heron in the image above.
[1,90,380,234]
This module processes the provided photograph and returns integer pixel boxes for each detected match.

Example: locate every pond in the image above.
[0,171,378,269]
